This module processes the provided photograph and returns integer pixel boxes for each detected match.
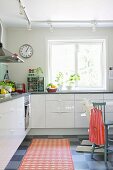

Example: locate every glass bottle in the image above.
[4,70,9,82]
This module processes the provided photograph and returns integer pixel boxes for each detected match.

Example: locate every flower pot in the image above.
[57,85,63,91]
[66,85,73,90]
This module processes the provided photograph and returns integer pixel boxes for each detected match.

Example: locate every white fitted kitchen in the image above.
[29,92,113,135]
[1,91,113,169]
[1,1,113,169]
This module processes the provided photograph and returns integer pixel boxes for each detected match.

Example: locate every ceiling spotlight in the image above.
[18,0,25,15]
[27,22,32,31]
[18,0,32,31]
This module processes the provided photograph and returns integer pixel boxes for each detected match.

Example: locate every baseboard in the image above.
[28,128,89,135]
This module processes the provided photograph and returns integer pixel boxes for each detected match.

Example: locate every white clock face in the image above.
[19,44,33,58]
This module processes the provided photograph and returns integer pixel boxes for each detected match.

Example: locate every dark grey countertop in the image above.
[31,90,113,94]
[0,93,30,104]
[0,91,113,103]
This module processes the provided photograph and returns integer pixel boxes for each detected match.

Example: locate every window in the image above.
[48,39,106,90]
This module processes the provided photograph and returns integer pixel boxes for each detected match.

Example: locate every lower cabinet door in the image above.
[75,112,89,128]
[46,112,74,128]
[31,95,46,128]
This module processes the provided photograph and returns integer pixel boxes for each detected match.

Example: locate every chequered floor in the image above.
[5,135,113,170]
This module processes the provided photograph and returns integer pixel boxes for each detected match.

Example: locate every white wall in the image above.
[7,27,113,91]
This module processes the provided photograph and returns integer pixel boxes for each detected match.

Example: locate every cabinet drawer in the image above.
[46,94,74,101]
[75,99,104,113]
[105,112,113,127]
[75,101,86,113]
[31,94,45,128]
[46,112,74,128]
[75,112,89,128]
[103,99,113,113]
[104,94,113,99]
[46,101,74,113]
[75,93,103,100]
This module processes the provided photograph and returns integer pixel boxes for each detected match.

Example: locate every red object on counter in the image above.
[15,83,26,93]
[47,88,57,92]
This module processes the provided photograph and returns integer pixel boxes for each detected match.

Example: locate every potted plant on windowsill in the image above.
[55,72,64,91]
[66,73,80,90]
[34,67,43,77]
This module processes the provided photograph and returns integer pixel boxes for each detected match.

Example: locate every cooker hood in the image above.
[0,23,24,63]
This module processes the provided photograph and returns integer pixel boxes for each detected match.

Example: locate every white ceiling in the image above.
[0,0,113,28]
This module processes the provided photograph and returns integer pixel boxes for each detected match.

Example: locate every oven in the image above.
[24,95,30,130]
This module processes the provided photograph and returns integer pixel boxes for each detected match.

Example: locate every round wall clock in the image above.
[19,44,33,58]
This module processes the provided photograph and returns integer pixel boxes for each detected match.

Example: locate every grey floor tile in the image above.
[74,161,89,169]
[88,161,113,170]
[85,153,104,161]
[5,135,113,170]
[70,141,78,145]
[14,149,27,155]
[5,161,20,170]
[72,154,85,161]
[75,169,90,170]
[11,155,23,161]
[18,145,28,150]
[69,137,79,142]
[21,141,31,146]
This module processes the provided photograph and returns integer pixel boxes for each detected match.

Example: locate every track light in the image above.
[18,0,32,30]
[27,22,32,31]
[18,0,25,15]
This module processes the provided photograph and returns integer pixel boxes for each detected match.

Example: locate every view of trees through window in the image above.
[48,40,106,90]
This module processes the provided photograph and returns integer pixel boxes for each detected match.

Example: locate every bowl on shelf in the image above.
[47,88,57,93]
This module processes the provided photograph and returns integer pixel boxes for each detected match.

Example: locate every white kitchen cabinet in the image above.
[0,97,25,170]
[0,97,25,131]
[31,94,46,128]
[46,94,74,128]
[74,93,104,128]
[46,94,74,101]
[103,94,113,124]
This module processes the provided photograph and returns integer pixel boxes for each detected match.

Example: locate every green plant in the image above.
[66,74,80,86]
[34,67,43,76]
[55,72,64,86]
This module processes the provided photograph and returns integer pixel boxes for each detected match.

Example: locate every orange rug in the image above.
[18,139,74,170]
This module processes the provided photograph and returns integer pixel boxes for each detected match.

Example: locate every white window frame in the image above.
[47,39,107,91]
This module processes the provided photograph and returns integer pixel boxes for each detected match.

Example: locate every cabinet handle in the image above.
[53,111,60,113]
[10,109,15,112]
[65,106,74,110]
[9,129,16,133]
[61,111,70,113]
[81,112,86,117]
[58,112,66,114]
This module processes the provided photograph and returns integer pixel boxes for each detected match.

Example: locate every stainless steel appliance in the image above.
[0,22,24,63]
[24,94,30,130]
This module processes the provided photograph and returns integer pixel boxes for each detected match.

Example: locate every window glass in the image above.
[50,43,75,83]
[48,40,106,90]
[77,43,102,88]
